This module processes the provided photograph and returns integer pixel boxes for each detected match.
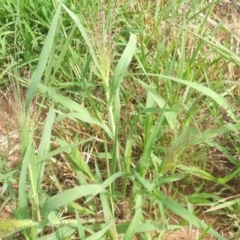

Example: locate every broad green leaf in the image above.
[41,185,105,218]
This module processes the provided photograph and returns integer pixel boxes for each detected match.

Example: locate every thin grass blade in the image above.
[37,83,112,138]
[153,190,225,240]
[122,194,142,240]
[25,1,63,115]
[37,107,55,186]
[110,34,137,104]
[145,73,237,123]
[137,79,178,129]
[138,104,167,177]
[62,4,100,71]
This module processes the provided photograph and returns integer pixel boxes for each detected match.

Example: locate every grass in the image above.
[0,0,240,239]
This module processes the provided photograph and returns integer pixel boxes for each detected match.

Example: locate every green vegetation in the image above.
[0,0,240,239]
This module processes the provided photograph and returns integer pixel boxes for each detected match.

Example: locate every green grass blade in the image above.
[37,83,112,138]
[138,104,167,177]
[110,33,137,104]
[143,93,155,148]
[145,73,237,123]
[0,169,18,181]
[137,79,178,129]
[86,224,112,240]
[179,164,240,185]
[19,140,31,219]
[37,107,55,186]
[37,137,95,163]
[70,146,95,180]
[101,172,124,189]
[206,198,240,213]
[36,225,76,240]
[75,209,85,239]
[124,115,138,173]
[153,190,225,240]
[116,222,179,234]
[187,193,221,205]
[25,1,63,115]
[178,165,218,182]
[62,4,100,72]
[191,124,240,146]
[53,25,77,75]
[81,55,106,122]
[122,194,142,240]
[41,185,105,218]
[99,192,117,239]
[206,140,240,167]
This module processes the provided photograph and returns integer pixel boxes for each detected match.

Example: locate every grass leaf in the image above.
[41,185,105,218]
[145,74,237,123]
[25,1,62,115]
[110,34,137,104]
[122,194,142,240]
[137,79,178,129]
[153,190,225,240]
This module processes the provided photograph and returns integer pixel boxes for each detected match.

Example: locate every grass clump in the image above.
[0,0,240,239]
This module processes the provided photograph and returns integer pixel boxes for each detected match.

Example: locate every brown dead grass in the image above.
[0,89,21,169]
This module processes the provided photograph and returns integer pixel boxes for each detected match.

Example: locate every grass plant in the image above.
[1,0,240,239]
